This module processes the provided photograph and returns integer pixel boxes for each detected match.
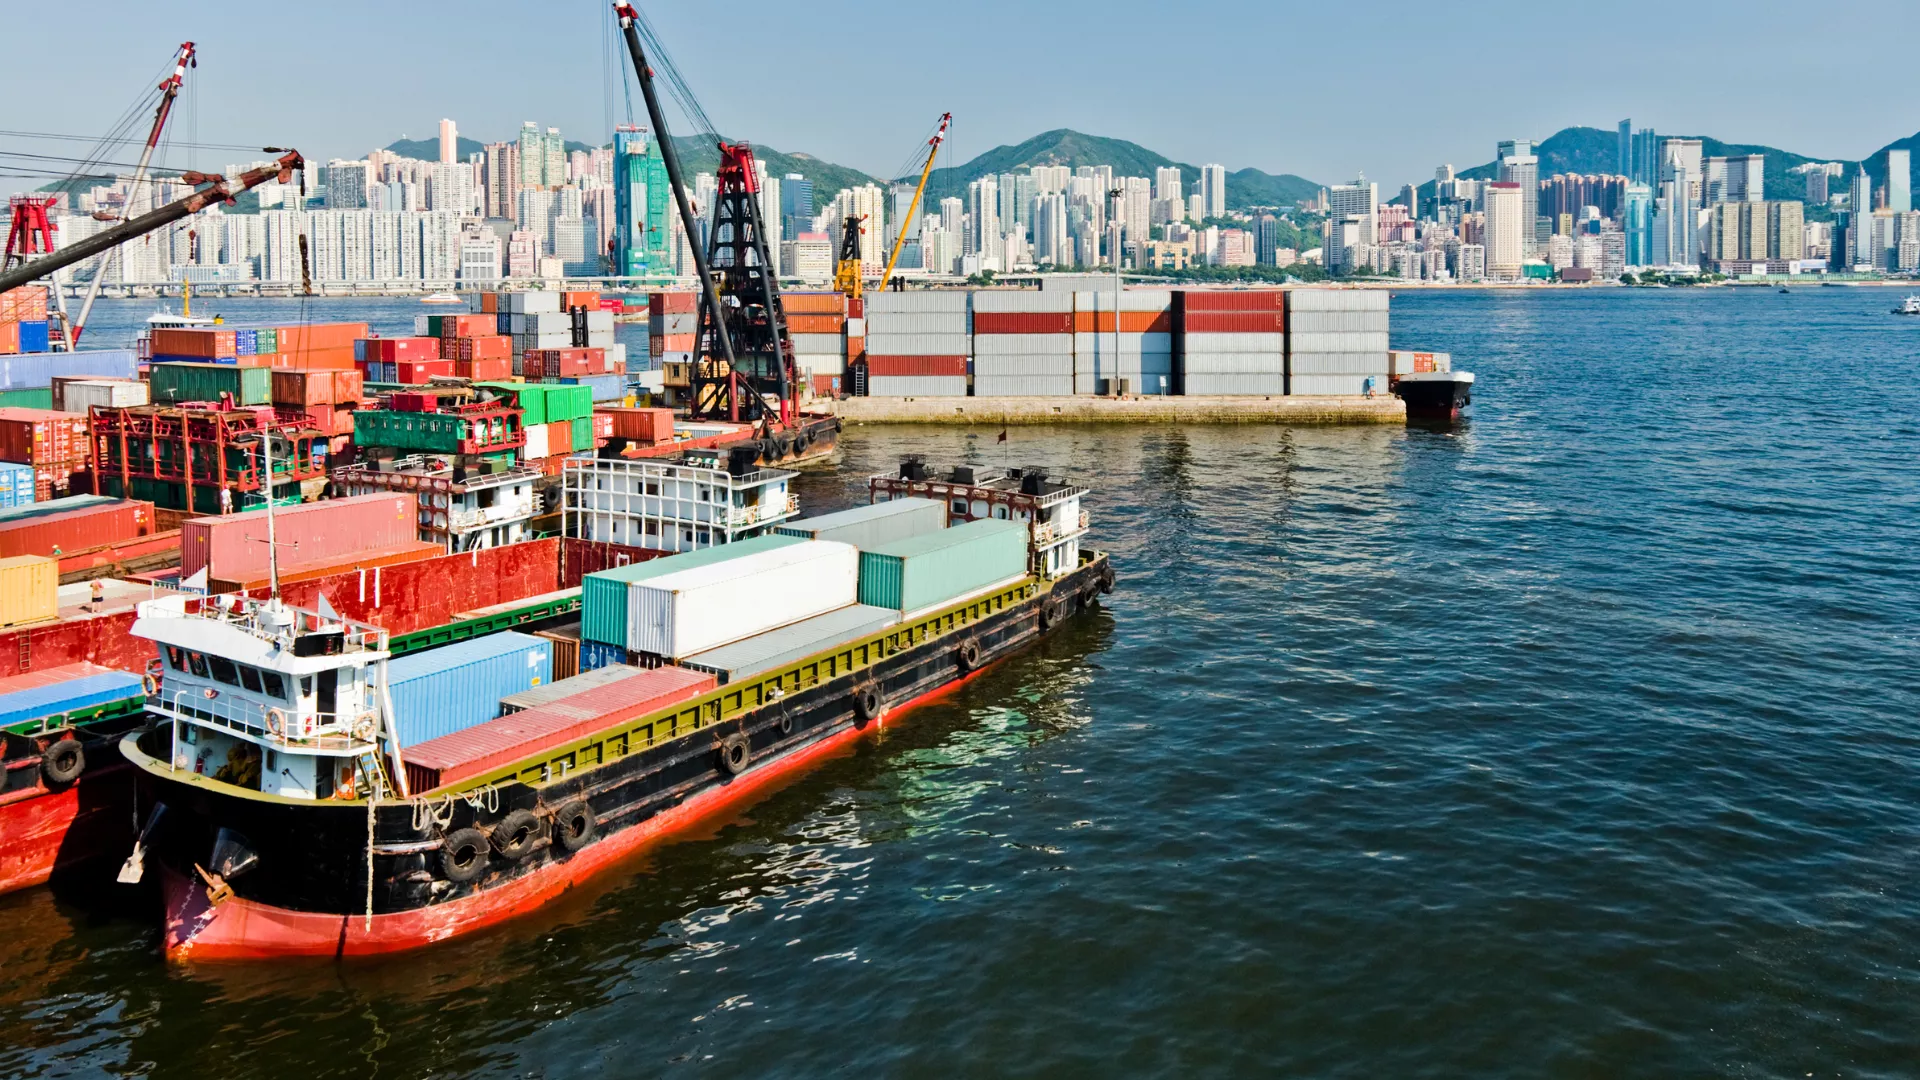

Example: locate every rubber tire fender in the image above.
[439,827,490,884]
[956,638,982,673]
[1038,597,1057,632]
[1098,564,1115,594]
[552,801,597,854]
[853,683,883,727]
[41,737,84,786]
[717,732,751,777]
[490,809,545,860]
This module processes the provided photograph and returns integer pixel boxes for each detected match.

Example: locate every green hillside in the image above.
[666,136,881,216]
[384,135,599,162]
[912,128,1319,210]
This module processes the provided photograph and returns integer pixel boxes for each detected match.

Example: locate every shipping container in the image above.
[0,554,57,628]
[57,378,147,412]
[150,328,237,359]
[0,461,34,509]
[580,534,804,645]
[1387,350,1451,375]
[403,664,716,791]
[0,349,137,391]
[789,333,844,354]
[0,408,87,465]
[1285,311,1390,333]
[180,492,417,582]
[972,290,1075,313]
[973,334,1075,358]
[386,631,553,746]
[1179,290,1287,312]
[1286,332,1390,354]
[0,662,144,726]
[866,356,967,378]
[149,363,271,406]
[1182,353,1287,375]
[973,354,1074,379]
[522,424,549,460]
[626,540,859,658]
[1288,352,1389,376]
[1183,311,1287,334]
[648,291,698,315]
[1287,374,1378,396]
[596,407,675,443]
[506,291,563,315]
[499,663,646,714]
[857,518,1029,615]
[864,317,968,340]
[866,375,968,397]
[577,639,627,672]
[16,322,50,353]
[1178,332,1287,353]
[364,338,441,363]
[780,292,848,315]
[774,497,946,550]
[1182,373,1286,396]
[865,292,969,313]
[546,420,573,455]
[0,495,149,558]
[974,374,1077,396]
[973,311,1075,335]
[1284,289,1390,313]
[682,604,900,684]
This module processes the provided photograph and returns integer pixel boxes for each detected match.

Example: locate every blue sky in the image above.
[9,0,1920,192]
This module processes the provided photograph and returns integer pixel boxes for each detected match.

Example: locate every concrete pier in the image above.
[826,395,1406,426]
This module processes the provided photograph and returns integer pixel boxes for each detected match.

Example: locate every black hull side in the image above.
[1394,377,1473,422]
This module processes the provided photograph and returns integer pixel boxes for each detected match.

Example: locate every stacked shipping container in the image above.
[783,292,848,397]
[0,286,52,358]
[972,291,1075,397]
[1284,290,1389,396]
[1074,290,1174,396]
[649,292,697,368]
[864,292,969,396]
[0,408,89,500]
[150,323,365,372]
[1178,290,1287,396]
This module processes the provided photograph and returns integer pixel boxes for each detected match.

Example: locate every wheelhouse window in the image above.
[208,656,240,686]
[165,645,186,671]
[187,652,208,679]
[239,666,263,693]
[261,671,286,699]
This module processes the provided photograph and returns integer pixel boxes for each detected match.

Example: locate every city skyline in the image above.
[9,1,1920,196]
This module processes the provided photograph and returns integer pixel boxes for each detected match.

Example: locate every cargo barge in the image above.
[116,463,1110,959]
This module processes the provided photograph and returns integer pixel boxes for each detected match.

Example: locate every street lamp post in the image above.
[1107,187,1124,396]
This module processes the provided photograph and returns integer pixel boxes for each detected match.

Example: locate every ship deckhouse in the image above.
[132,593,399,801]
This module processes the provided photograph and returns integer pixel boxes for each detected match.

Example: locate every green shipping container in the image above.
[579,534,805,646]
[540,384,592,423]
[570,416,590,450]
[857,518,1030,614]
[149,363,271,406]
[254,327,279,354]
[478,381,543,425]
[0,388,53,409]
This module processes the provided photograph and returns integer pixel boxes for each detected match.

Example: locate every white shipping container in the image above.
[585,310,614,332]
[972,290,1075,313]
[1074,371,1172,395]
[1288,331,1390,354]
[625,540,860,658]
[587,330,616,349]
[867,375,968,397]
[1072,332,1173,359]
[795,354,843,376]
[790,333,844,354]
[973,333,1075,356]
[864,331,970,356]
[606,342,627,369]
[865,313,969,336]
[1073,290,1173,313]
[1287,311,1391,333]
[1180,332,1286,353]
[511,312,572,335]
[1182,354,1285,375]
[1285,289,1389,313]
[866,292,968,313]
[652,312,699,335]
[523,423,549,460]
[413,315,432,336]
[62,380,148,412]
[845,317,865,335]
[1184,373,1285,395]
[508,291,563,314]
[1290,352,1389,376]
[1289,373,1380,396]
[974,374,1076,396]
[973,353,1073,377]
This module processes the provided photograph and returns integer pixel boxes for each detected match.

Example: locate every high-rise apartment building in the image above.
[1624,183,1653,266]
[1888,149,1911,214]
[1702,154,1764,203]
[1033,192,1070,266]
[324,160,370,210]
[1201,163,1226,218]
[968,175,998,257]
[1496,140,1539,255]
[1154,166,1183,206]
[1484,181,1525,278]
[1618,120,1632,177]
[1848,167,1874,267]
[439,119,458,165]
[483,142,519,220]
[1661,138,1703,204]
[1323,176,1378,271]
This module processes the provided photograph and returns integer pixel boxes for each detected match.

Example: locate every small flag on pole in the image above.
[997,428,1007,443]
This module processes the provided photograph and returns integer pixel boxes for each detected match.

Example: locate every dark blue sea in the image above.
[3,288,1916,1078]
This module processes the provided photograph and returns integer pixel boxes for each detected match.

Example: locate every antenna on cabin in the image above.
[261,430,280,599]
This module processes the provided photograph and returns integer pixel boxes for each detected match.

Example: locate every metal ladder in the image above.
[357,749,395,801]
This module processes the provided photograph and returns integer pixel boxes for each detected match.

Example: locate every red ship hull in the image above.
[0,761,135,896]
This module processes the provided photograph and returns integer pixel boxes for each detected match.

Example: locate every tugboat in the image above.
[1388,350,1475,423]
[1891,295,1920,315]
[118,461,1112,959]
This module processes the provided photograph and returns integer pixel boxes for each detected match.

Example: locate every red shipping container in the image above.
[846,336,866,362]
[785,314,844,334]
[0,408,86,465]
[366,337,441,363]
[649,334,696,357]
[562,291,600,310]
[649,291,697,315]
[811,373,843,396]
[403,665,716,791]
[595,407,675,443]
[0,497,153,559]
[180,492,419,583]
[446,335,512,362]
[591,413,613,441]
[973,312,1074,335]
[526,348,602,378]
[866,355,967,377]
[434,314,495,339]
[395,359,454,384]
[389,392,437,413]
[1072,310,1173,334]
[333,369,364,402]
[546,420,573,454]
[270,370,349,407]
[1183,311,1287,333]
[456,357,512,382]
[1183,290,1287,312]
[150,328,236,359]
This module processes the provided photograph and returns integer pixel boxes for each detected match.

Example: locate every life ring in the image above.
[552,801,596,853]
[439,827,490,883]
[956,639,982,673]
[717,732,751,777]
[853,684,882,727]
[41,737,84,785]
[489,810,545,860]
[141,673,158,697]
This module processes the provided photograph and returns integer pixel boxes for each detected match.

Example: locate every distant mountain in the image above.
[1416,124,1920,206]
[384,135,599,162]
[913,129,1319,210]
[666,136,881,216]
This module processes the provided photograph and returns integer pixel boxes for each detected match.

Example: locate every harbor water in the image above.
[3,288,1917,1077]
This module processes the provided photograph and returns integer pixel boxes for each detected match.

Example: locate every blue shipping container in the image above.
[0,671,144,728]
[386,631,552,746]
[234,329,258,356]
[578,640,628,672]
[0,348,137,389]
[559,373,626,401]
[16,322,50,354]
[0,462,36,509]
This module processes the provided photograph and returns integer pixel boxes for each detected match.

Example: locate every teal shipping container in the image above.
[386,631,552,746]
[858,518,1030,614]
[0,462,35,509]
[773,497,946,550]
[579,534,804,646]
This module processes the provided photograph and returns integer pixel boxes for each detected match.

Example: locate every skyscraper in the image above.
[612,126,671,278]
[1848,167,1874,267]
[1496,140,1539,255]
[1154,166,1183,204]
[781,173,813,241]
[1485,181,1524,278]
[1618,120,1632,178]
[1201,164,1227,218]
[1888,149,1911,214]
[1625,183,1653,267]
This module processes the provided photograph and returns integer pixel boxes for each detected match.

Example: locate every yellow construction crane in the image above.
[833,214,866,300]
[873,112,951,293]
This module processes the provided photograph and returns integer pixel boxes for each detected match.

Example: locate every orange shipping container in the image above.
[1072,311,1173,334]
[0,324,17,354]
[455,357,512,382]
[785,314,845,334]
[268,347,358,371]
[445,335,511,362]
[277,323,369,354]
[435,314,495,338]
[781,293,848,315]
[562,291,601,310]
[596,407,675,443]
